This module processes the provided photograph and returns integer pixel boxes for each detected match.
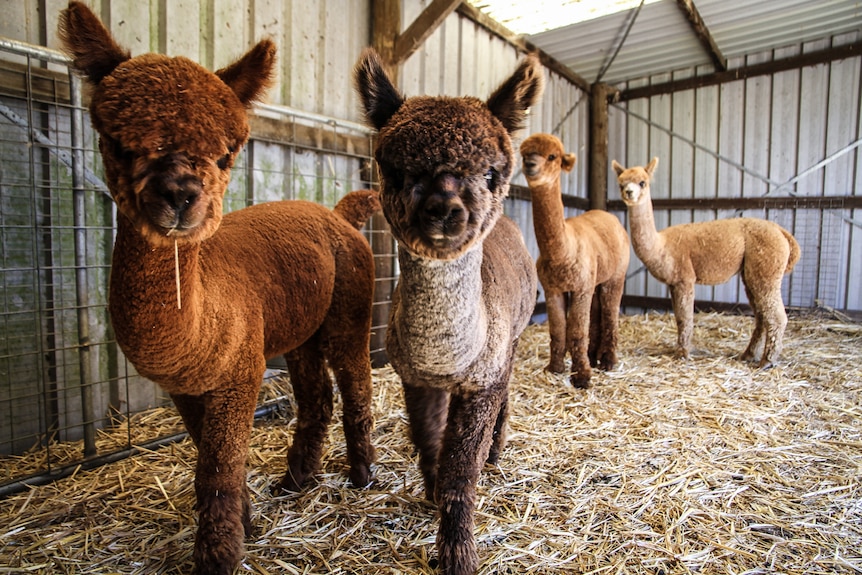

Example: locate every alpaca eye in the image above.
[548,154,557,161]
[639,181,646,188]
[217,153,231,170]
[484,168,498,191]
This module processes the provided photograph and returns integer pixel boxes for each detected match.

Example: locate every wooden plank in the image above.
[674,0,726,71]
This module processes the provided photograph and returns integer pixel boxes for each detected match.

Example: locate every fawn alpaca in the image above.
[613,157,800,365]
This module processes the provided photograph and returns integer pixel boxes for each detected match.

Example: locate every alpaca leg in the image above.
[326,336,375,488]
[171,393,205,446]
[597,275,625,371]
[403,382,449,500]
[669,283,694,359]
[587,290,601,367]
[567,289,593,388]
[486,386,509,465]
[544,291,568,373]
[274,337,334,493]
[192,383,259,575]
[739,283,765,362]
[754,282,788,368]
[435,380,508,575]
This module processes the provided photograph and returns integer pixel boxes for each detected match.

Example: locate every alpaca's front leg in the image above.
[544,291,568,373]
[566,290,594,388]
[669,283,695,359]
[435,384,505,575]
[192,384,259,575]
[403,382,449,499]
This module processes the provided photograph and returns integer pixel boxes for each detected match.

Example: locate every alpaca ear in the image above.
[215,39,277,107]
[561,153,576,172]
[611,160,625,176]
[58,1,131,85]
[646,157,659,176]
[353,48,405,130]
[486,54,544,134]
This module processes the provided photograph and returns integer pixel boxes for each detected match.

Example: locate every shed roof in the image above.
[467,0,862,85]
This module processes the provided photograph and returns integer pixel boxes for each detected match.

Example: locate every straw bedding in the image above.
[1,311,860,574]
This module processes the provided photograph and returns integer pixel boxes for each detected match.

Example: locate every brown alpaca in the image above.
[354,49,541,575]
[521,133,630,388]
[613,157,801,366]
[59,3,377,574]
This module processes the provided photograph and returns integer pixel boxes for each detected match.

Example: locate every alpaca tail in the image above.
[333,190,382,230]
[782,228,801,274]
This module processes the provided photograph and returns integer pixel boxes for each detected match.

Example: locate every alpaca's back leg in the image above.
[274,335,334,493]
[669,283,695,358]
[487,383,510,465]
[325,332,375,489]
[742,278,787,367]
[403,382,450,500]
[596,274,626,371]
[588,290,601,367]
[739,282,765,362]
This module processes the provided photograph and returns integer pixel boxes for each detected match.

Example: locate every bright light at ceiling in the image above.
[468,0,662,36]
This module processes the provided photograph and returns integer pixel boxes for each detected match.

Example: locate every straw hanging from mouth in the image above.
[174,239,182,309]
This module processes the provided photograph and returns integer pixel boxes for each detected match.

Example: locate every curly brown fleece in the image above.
[59,3,378,574]
[521,133,630,388]
[613,157,801,366]
[355,48,542,575]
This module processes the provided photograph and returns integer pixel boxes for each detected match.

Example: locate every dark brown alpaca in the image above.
[354,48,542,575]
[520,133,630,388]
[58,3,377,574]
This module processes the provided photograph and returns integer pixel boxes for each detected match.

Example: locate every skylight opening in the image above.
[468,0,663,36]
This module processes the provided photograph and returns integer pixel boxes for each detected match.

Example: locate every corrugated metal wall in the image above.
[609,32,862,313]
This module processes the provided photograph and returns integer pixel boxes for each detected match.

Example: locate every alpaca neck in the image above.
[394,245,487,375]
[627,199,665,270]
[109,217,205,375]
[530,178,571,262]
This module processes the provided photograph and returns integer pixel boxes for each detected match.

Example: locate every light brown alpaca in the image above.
[354,49,541,575]
[59,3,377,574]
[521,133,630,388]
[613,157,801,366]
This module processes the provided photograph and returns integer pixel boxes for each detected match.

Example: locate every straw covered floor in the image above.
[1,311,860,574]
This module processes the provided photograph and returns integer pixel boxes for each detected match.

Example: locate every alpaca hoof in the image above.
[272,470,306,495]
[348,464,374,489]
[570,374,591,389]
[756,358,776,370]
[545,362,566,374]
[672,348,690,360]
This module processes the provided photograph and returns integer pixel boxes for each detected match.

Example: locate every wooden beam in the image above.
[372,0,401,81]
[675,0,726,71]
[391,0,462,66]
[617,40,862,102]
[589,83,612,210]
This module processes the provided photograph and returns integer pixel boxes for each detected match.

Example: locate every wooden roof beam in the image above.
[675,0,727,72]
[391,0,462,66]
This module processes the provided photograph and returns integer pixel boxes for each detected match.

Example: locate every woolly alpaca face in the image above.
[58,1,275,248]
[520,133,576,188]
[354,49,544,260]
[612,157,658,207]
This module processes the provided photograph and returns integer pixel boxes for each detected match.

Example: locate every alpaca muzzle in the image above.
[419,173,468,241]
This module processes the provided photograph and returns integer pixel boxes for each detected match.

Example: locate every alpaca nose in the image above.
[421,173,467,237]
